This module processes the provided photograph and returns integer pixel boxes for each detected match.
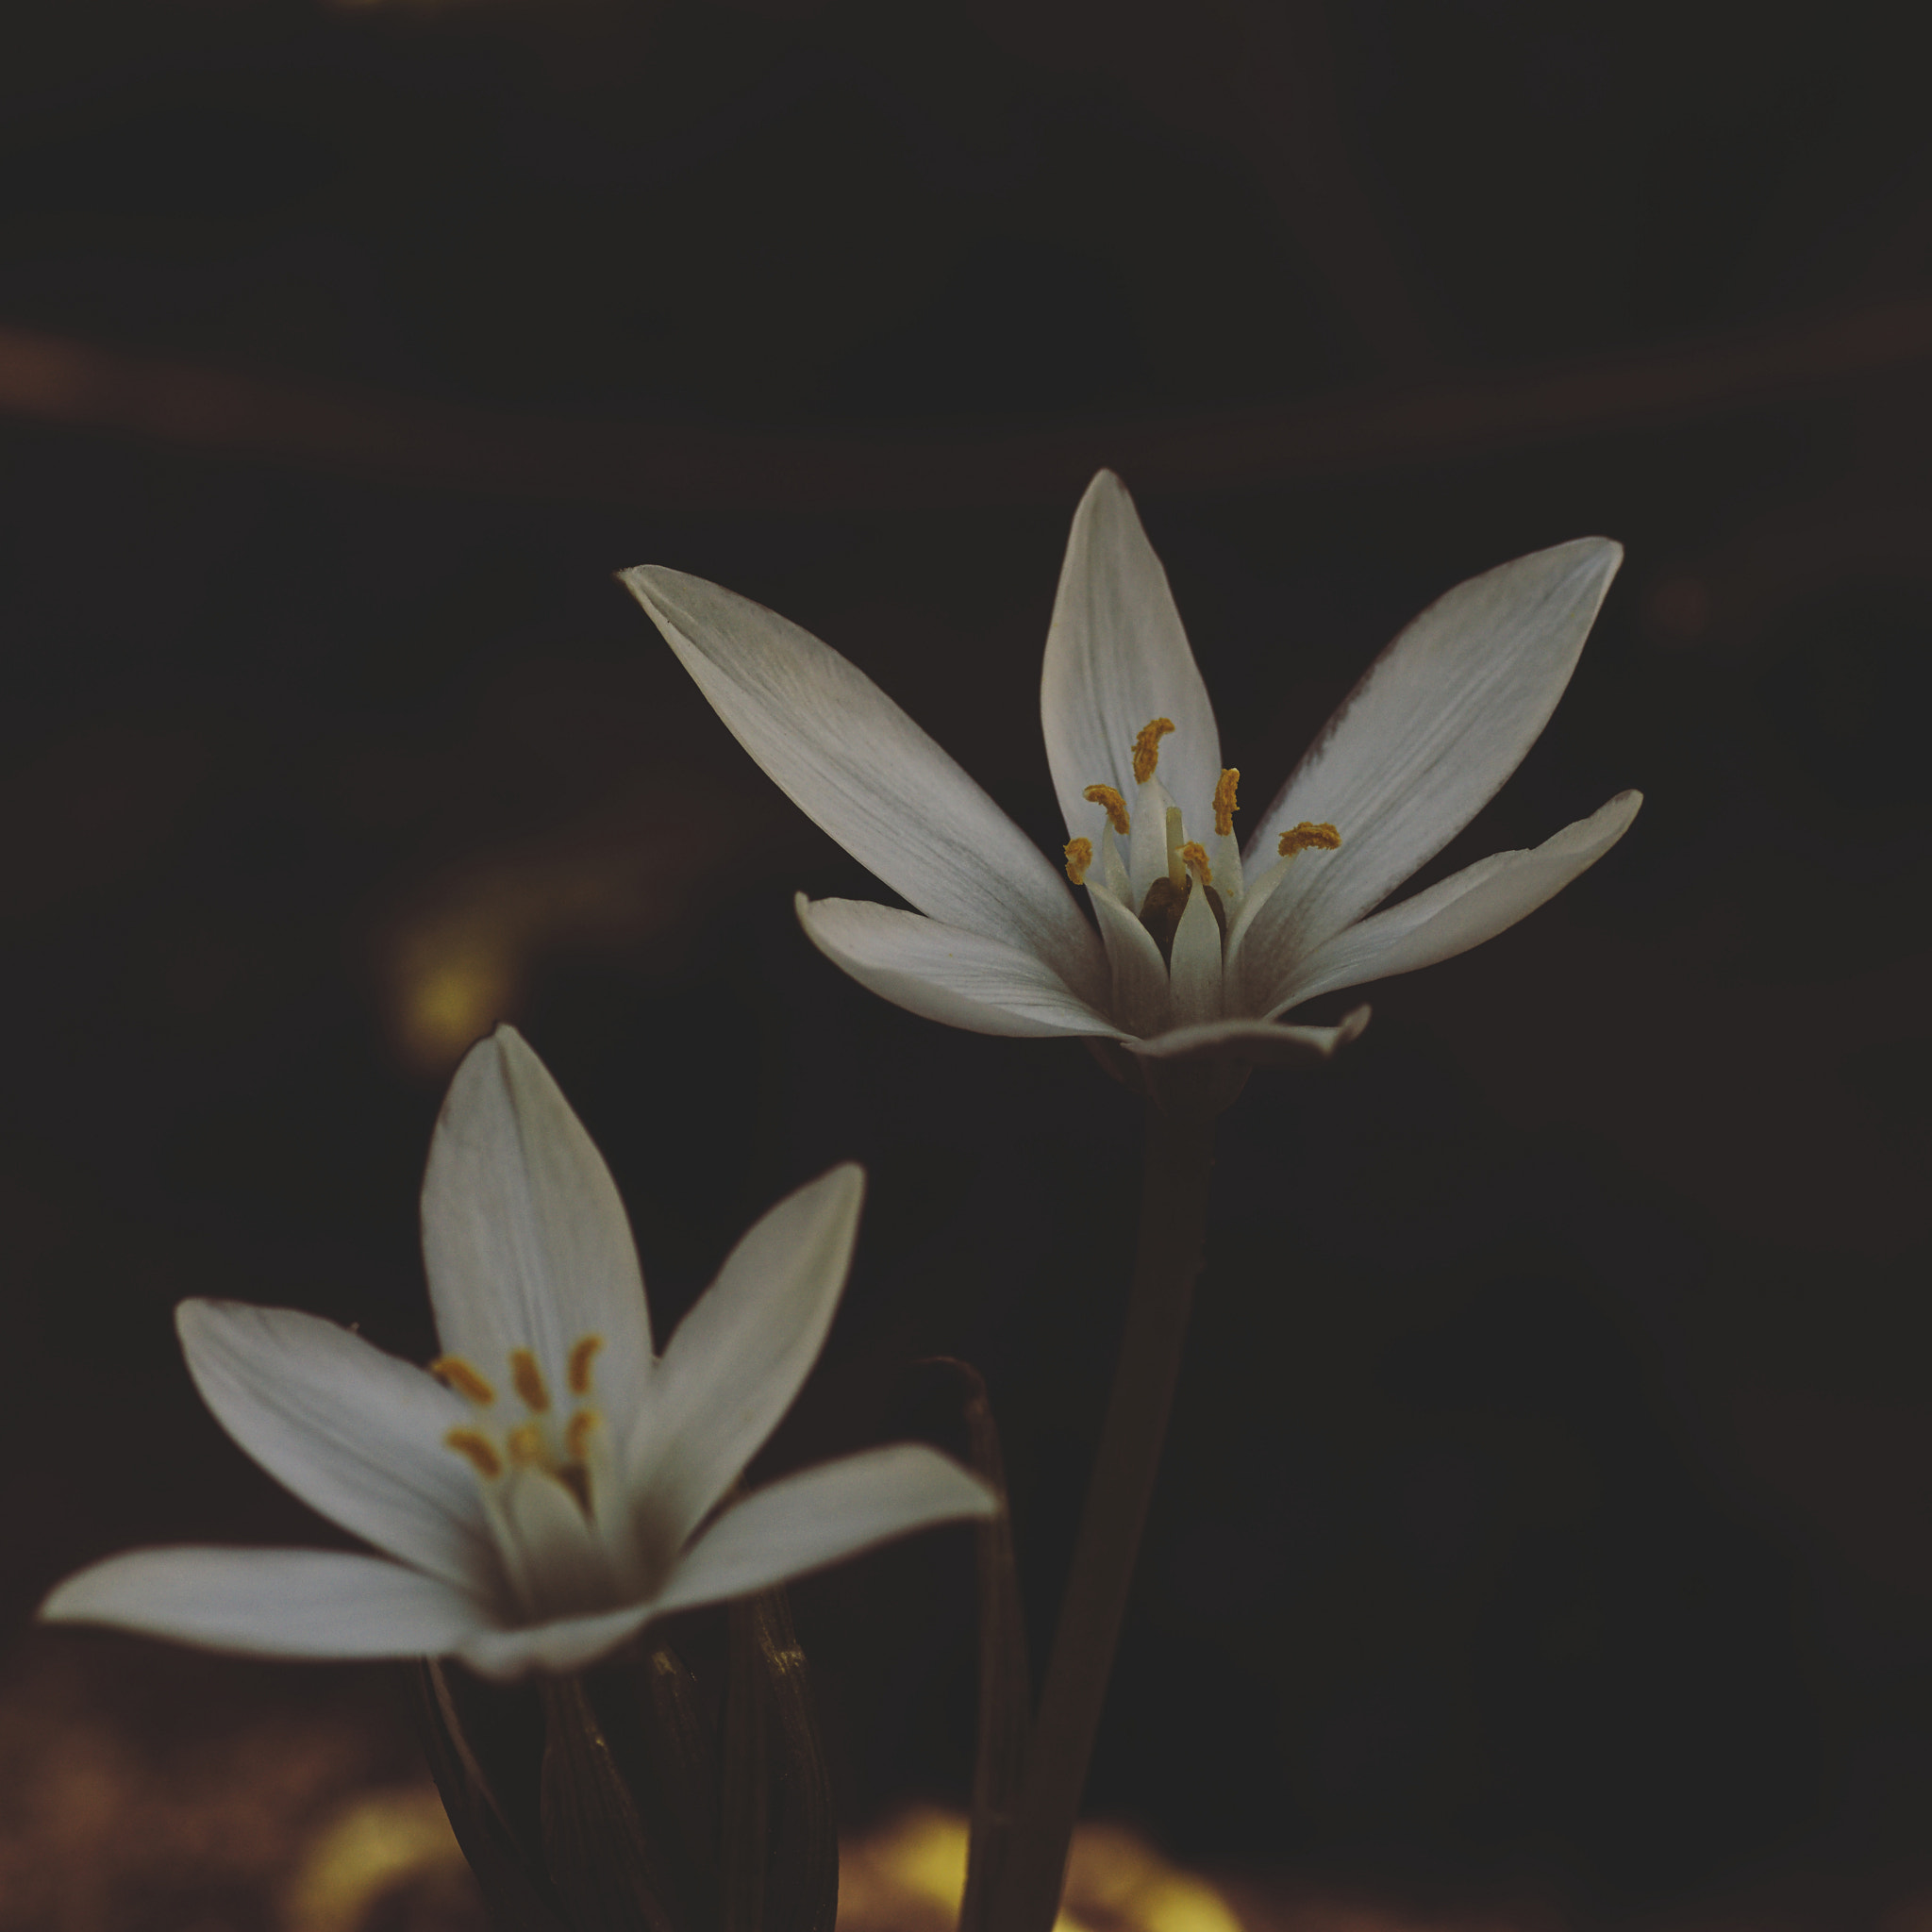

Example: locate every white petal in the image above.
[1041,472,1223,842]
[654,1445,995,1616]
[1124,1005,1372,1067]
[40,1547,493,1659]
[500,1469,612,1624]
[1268,792,1642,1012]
[624,565,1106,1004]
[1168,878,1223,1029]
[1088,887,1169,1040]
[455,1602,655,1682]
[797,895,1122,1039]
[421,1027,653,1417]
[178,1301,499,1597]
[627,1165,866,1549]
[1242,539,1622,966]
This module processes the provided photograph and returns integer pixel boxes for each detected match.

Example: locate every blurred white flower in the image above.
[624,471,1640,1071]
[42,1027,992,1679]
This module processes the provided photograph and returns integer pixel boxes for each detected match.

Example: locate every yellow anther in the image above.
[1180,841,1211,885]
[445,1428,503,1480]
[1277,821,1343,858]
[1083,784,1130,836]
[567,1335,603,1398]
[1131,717,1176,785]
[1213,768,1240,838]
[430,1357,496,1407]
[509,1349,551,1412]
[564,1409,601,1462]
[1063,838,1093,886]
[506,1422,546,1468]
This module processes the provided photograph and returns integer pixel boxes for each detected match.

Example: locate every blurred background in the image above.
[3,2,1930,1927]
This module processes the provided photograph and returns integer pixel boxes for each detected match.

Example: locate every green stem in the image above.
[984,1094,1216,1932]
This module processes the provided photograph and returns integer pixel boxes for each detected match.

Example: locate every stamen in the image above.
[430,1357,496,1407]
[445,1428,503,1479]
[1063,837,1093,886]
[1083,784,1130,836]
[507,1422,546,1468]
[509,1349,551,1412]
[1131,717,1175,785]
[564,1409,601,1462]
[1278,821,1343,858]
[1213,769,1240,838]
[567,1335,604,1397]
[1180,841,1211,885]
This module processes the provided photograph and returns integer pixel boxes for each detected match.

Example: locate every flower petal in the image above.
[624,565,1106,1003]
[1087,886,1170,1041]
[421,1027,653,1419]
[178,1300,499,1597]
[1267,791,1642,1012]
[1242,539,1623,966]
[654,1445,995,1616]
[455,1603,655,1683]
[797,895,1123,1040]
[500,1470,613,1624]
[627,1164,866,1548]
[1123,1005,1371,1068]
[40,1547,493,1658]
[1041,472,1223,844]
[1168,875,1223,1029]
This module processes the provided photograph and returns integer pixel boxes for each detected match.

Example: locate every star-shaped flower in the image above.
[623,472,1639,1077]
[42,1028,992,1679]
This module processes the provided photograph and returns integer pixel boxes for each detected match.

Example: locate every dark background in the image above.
[3,2,1930,1927]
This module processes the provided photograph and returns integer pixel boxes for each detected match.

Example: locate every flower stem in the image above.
[982,1093,1216,1932]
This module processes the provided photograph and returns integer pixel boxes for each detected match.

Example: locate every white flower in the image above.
[622,472,1640,1072]
[42,1027,993,1680]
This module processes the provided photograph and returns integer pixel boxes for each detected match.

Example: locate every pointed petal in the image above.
[1243,539,1623,966]
[40,1547,493,1658]
[1268,792,1642,1012]
[455,1603,655,1683]
[654,1445,996,1616]
[797,895,1122,1040]
[1124,1006,1372,1067]
[1088,887,1170,1041]
[500,1470,612,1624]
[1168,878,1223,1029]
[178,1301,500,1597]
[627,1164,868,1547]
[1042,472,1223,841]
[422,1027,653,1417]
[624,565,1105,1001]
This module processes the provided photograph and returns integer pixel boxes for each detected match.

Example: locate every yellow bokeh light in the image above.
[837,1807,1247,1932]
[394,941,518,1075]
[281,1786,469,1932]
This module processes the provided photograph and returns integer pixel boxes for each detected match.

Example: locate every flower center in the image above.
[1063,718,1344,994]
[434,1337,607,1502]
[433,1334,646,1619]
